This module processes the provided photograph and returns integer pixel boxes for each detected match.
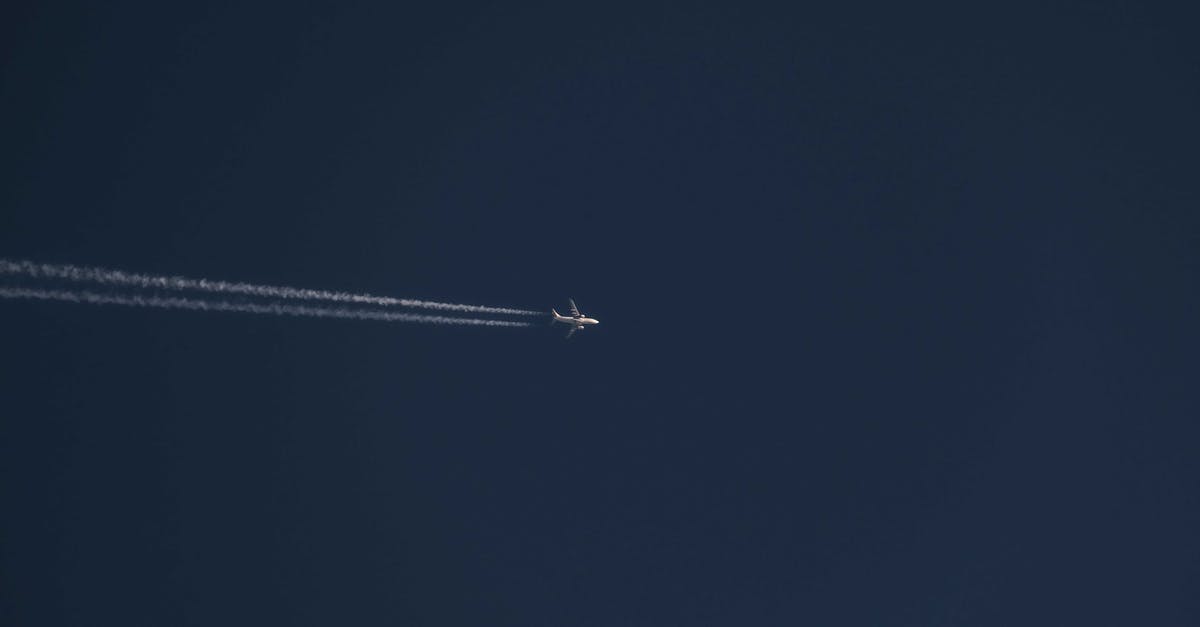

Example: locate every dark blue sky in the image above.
[2,3,1198,625]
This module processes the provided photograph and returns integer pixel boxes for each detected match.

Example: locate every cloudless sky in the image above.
[2,3,1198,625]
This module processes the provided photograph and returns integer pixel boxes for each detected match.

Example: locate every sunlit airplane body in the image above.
[551,298,599,338]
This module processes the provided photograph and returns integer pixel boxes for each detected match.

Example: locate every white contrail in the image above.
[0,259,543,316]
[0,287,536,327]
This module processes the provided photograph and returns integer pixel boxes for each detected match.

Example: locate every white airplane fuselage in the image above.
[551,310,599,328]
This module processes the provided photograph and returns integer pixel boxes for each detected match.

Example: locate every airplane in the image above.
[550,298,599,339]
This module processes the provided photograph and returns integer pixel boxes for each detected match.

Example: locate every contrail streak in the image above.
[0,259,543,316]
[0,287,536,327]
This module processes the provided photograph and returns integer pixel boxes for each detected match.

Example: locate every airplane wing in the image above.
[564,326,577,339]
[568,298,581,317]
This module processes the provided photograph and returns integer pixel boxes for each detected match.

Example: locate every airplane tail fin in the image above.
[549,309,559,325]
